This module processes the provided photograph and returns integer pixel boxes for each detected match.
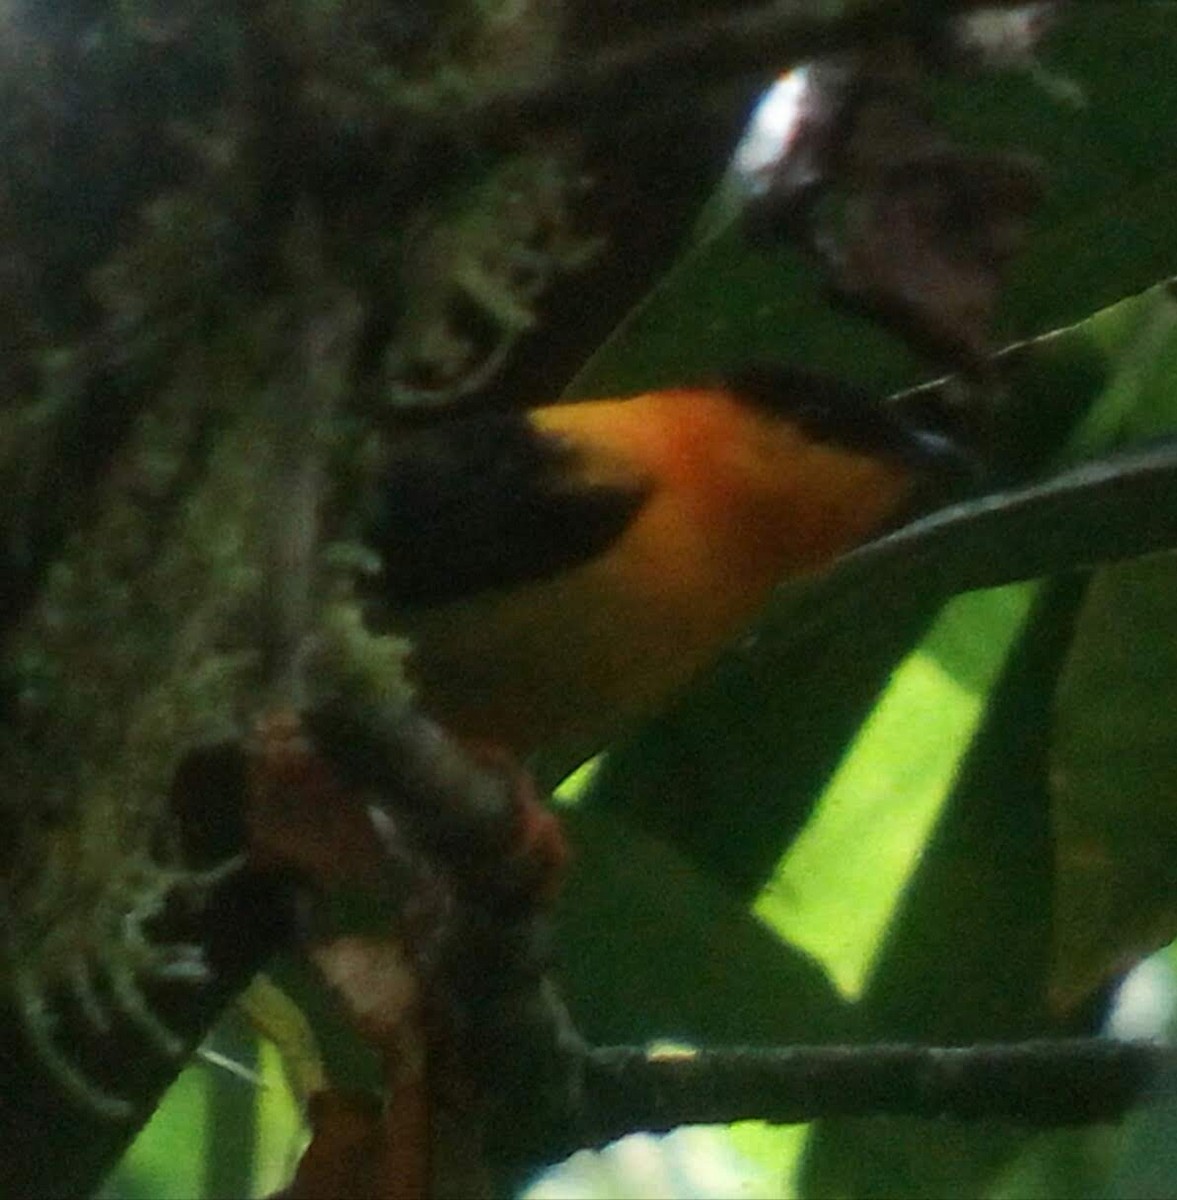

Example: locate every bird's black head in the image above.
[724,363,984,488]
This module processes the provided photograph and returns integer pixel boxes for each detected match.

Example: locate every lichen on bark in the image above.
[0,0,608,1135]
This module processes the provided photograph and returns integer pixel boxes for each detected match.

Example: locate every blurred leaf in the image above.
[1049,552,1177,1011]
[567,232,918,398]
[1044,284,1177,1011]
[201,1013,260,1200]
[1057,281,1177,456]
[800,578,1091,1200]
[1108,1068,1177,1200]
[755,584,1035,999]
[102,1005,305,1200]
[1106,941,1177,1200]
[567,7,1177,402]
[566,581,942,897]
[237,975,325,1103]
[820,434,1177,604]
[252,1039,307,1198]
[987,1126,1121,1200]
[99,1064,211,1200]
[555,805,854,1047]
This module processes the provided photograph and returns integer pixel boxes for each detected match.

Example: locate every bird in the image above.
[360,366,972,758]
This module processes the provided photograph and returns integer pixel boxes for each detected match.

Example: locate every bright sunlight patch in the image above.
[755,584,1037,999]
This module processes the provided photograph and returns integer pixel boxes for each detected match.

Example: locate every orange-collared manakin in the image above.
[363,366,970,756]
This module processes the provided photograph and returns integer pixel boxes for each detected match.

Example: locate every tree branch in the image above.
[415,0,1050,136]
[561,1038,1172,1155]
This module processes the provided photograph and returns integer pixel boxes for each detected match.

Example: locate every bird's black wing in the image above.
[366,409,650,608]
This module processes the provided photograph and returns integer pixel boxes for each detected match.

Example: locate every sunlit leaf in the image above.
[755,584,1035,1000]
[801,579,1090,1200]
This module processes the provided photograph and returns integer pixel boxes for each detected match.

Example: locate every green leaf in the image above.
[754,583,1036,999]
[800,579,1091,1200]
[1045,283,1177,1010]
[824,435,1177,601]
[554,805,854,1047]
[566,581,942,898]
[567,7,1177,403]
[961,7,1177,335]
[1049,552,1177,1011]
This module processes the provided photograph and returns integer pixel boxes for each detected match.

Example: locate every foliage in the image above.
[2,0,1177,1197]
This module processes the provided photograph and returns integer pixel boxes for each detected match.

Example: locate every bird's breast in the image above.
[396,388,914,754]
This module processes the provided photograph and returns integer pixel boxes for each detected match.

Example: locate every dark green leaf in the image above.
[1049,553,1177,1010]
[826,436,1177,601]
[554,805,854,1046]
[1043,280,1177,1010]
[566,583,941,898]
[567,7,1177,402]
